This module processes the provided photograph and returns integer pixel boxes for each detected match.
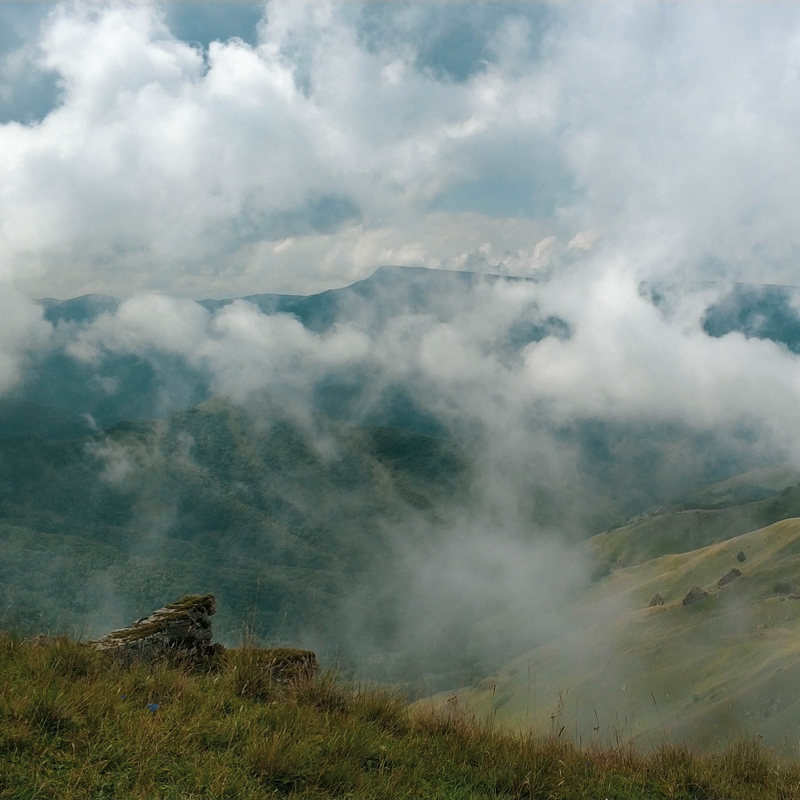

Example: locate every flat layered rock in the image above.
[682,585,709,606]
[92,594,223,665]
[717,568,742,587]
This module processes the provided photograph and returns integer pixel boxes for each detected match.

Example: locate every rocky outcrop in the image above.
[91,594,224,665]
[682,586,709,606]
[648,593,664,607]
[591,558,625,582]
[773,582,800,599]
[717,568,742,587]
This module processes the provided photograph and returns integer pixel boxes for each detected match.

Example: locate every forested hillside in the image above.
[0,395,468,668]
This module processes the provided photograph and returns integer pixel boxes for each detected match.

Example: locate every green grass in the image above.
[588,475,800,568]
[2,633,800,798]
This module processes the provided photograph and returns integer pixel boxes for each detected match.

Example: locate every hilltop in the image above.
[591,464,800,566]
[2,629,800,800]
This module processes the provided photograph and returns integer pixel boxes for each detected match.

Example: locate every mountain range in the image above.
[22,267,800,433]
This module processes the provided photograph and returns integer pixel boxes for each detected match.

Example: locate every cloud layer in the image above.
[3,1,800,531]
[1,2,800,299]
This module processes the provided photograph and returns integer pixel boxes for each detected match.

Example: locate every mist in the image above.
[2,0,800,747]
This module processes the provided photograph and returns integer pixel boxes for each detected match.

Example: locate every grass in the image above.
[453,517,800,753]
[2,633,800,798]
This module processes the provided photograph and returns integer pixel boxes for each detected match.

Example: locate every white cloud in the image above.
[63,255,800,457]
[549,3,800,282]
[521,259,800,435]
[2,2,799,297]
[0,2,565,297]
[66,294,209,362]
[4,1,800,466]
[0,284,51,394]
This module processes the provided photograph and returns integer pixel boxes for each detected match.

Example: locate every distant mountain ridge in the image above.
[24,268,800,439]
[22,266,565,433]
[39,293,119,326]
[202,265,522,333]
[38,266,535,328]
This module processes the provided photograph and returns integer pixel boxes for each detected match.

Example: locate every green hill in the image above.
[439,516,800,754]
[590,465,800,567]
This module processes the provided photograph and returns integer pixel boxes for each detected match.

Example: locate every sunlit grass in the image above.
[1,630,799,799]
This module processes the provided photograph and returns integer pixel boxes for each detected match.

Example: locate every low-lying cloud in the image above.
[0,285,51,395]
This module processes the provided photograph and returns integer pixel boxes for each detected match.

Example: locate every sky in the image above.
[1,1,800,301]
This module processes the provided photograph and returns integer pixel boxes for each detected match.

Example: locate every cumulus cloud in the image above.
[546,3,800,283]
[3,1,554,297]
[2,1,798,298]
[0,285,51,394]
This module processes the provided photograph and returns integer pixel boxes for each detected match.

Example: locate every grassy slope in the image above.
[588,480,800,566]
[684,464,800,504]
[443,518,800,754]
[2,633,800,800]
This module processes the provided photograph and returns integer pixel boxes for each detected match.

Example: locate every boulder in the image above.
[717,568,742,587]
[648,593,664,607]
[591,558,625,582]
[682,586,709,606]
[773,582,800,598]
[91,594,224,666]
[736,550,746,563]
